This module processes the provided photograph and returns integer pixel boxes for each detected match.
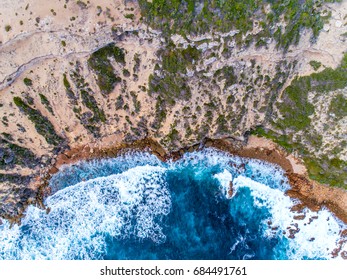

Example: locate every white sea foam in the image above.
[243,159,291,191]
[230,175,345,259]
[49,151,163,193]
[177,148,290,190]
[213,169,233,198]
[0,165,171,260]
[176,148,242,168]
[1,149,345,260]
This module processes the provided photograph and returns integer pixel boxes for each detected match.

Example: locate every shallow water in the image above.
[0,149,345,260]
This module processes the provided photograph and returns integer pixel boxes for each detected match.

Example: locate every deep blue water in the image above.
[0,149,345,260]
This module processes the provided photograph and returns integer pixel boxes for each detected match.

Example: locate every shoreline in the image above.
[2,136,346,230]
[41,136,347,225]
[2,135,347,258]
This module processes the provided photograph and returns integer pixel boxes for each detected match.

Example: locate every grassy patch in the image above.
[67,62,108,137]
[130,92,141,113]
[115,95,124,110]
[276,76,314,131]
[304,156,347,189]
[133,53,141,73]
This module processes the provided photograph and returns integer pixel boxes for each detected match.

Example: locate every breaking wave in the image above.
[0,149,345,259]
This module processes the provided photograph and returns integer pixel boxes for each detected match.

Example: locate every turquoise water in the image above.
[0,149,345,260]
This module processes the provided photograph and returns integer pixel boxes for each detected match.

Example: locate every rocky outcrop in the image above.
[286,173,347,224]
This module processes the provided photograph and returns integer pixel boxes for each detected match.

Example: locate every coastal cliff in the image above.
[0,0,347,226]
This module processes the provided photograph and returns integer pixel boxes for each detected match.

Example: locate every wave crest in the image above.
[0,165,171,260]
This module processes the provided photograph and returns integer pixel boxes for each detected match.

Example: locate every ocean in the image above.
[0,148,345,260]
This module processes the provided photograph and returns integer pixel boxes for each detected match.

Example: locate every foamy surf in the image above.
[227,174,345,259]
[213,169,233,198]
[0,165,171,259]
[0,149,345,260]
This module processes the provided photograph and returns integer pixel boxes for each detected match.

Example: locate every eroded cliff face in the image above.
[0,0,346,218]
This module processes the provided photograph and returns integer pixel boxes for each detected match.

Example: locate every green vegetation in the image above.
[66,62,107,137]
[39,93,54,115]
[61,40,66,47]
[24,94,34,105]
[88,43,124,95]
[138,0,337,50]
[251,126,347,189]
[80,90,106,123]
[251,126,299,153]
[124,14,135,20]
[161,45,200,74]
[133,53,141,74]
[5,25,11,32]
[252,53,347,188]
[63,73,77,104]
[148,44,198,128]
[329,94,347,119]
[76,0,87,9]
[277,53,347,132]
[309,60,322,71]
[23,78,33,86]
[276,76,315,131]
[2,133,13,141]
[130,92,141,113]
[163,125,180,144]
[304,156,347,188]
[96,6,102,16]
[213,66,237,88]
[123,69,130,77]
[2,116,8,127]
[149,74,191,104]
[115,95,124,110]
[152,96,167,129]
[0,137,38,169]
[13,97,63,146]
[216,114,228,134]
